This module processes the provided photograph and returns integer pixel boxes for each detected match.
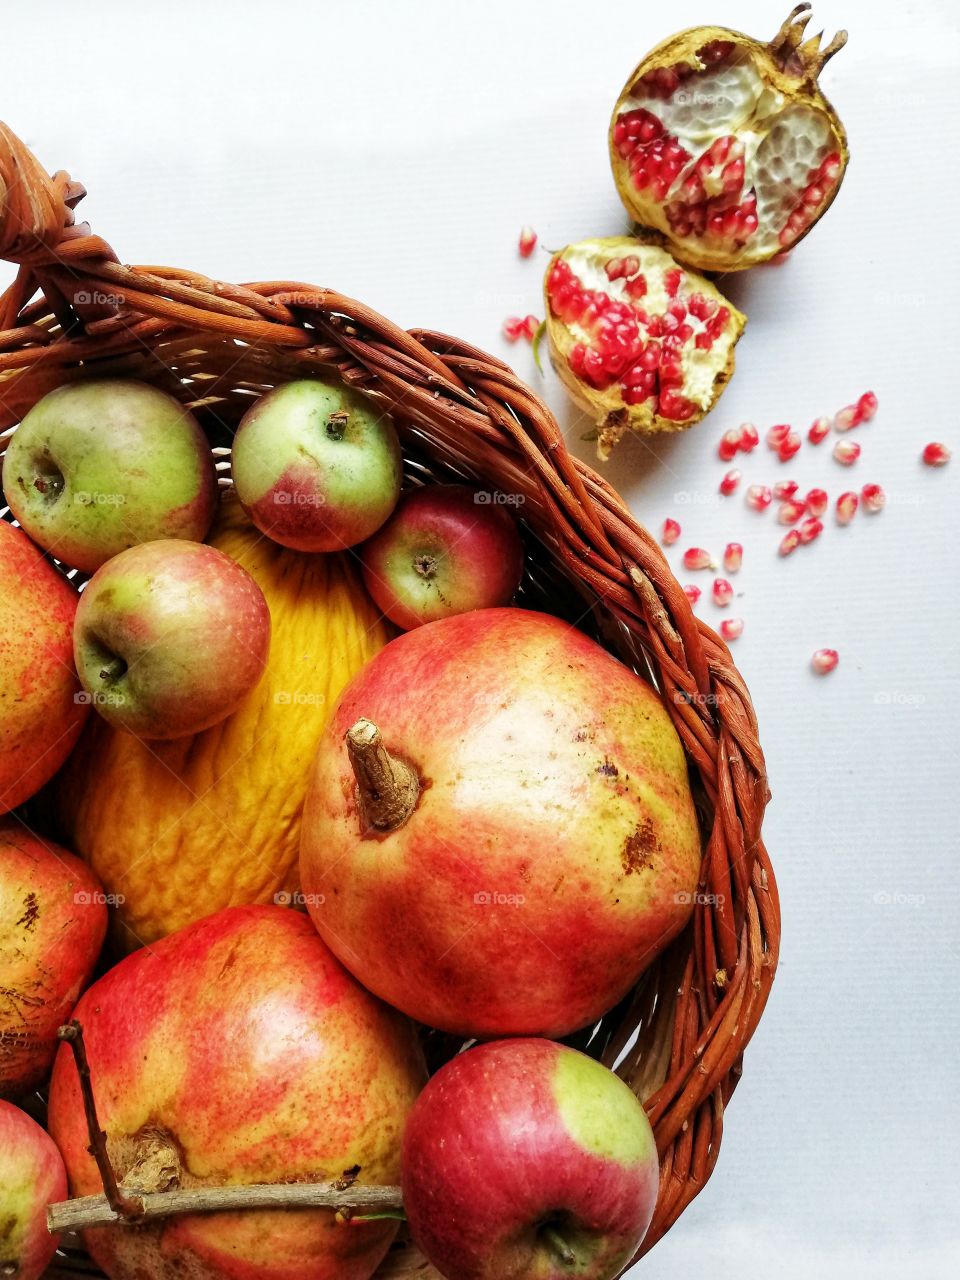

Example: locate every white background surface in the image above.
[4,2,958,1276]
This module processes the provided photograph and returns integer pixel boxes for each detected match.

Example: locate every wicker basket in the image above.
[0,120,779,1279]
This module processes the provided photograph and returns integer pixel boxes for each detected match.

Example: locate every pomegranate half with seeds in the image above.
[544,236,745,459]
[610,4,849,271]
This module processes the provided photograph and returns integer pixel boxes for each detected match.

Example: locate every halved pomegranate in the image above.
[610,4,848,271]
[544,236,745,459]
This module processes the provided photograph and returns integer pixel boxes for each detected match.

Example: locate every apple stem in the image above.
[345,718,420,834]
[57,1021,145,1222]
[325,410,349,440]
[98,657,127,683]
[541,1225,577,1267]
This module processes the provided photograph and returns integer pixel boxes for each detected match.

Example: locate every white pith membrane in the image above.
[614,44,842,264]
[545,237,744,457]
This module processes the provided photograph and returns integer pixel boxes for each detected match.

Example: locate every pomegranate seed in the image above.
[805,487,828,517]
[779,529,801,557]
[836,491,859,524]
[520,314,540,341]
[718,428,742,461]
[774,480,799,500]
[502,316,524,342]
[777,430,802,462]
[778,499,806,525]
[811,648,839,675]
[720,617,743,641]
[723,542,743,573]
[808,415,831,444]
[682,547,714,571]
[745,484,773,512]
[661,517,681,545]
[719,468,741,495]
[834,405,859,432]
[683,584,701,605]
[712,577,734,607]
[856,391,878,422]
[766,424,791,449]
[518,226,537,258]
[739,423,759,452]
[799,516,823,544]
[861,483,885,513]
[922,442,951,467]
[833,439,861,466]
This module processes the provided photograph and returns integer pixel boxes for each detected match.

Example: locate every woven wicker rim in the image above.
[0,120,779,1277]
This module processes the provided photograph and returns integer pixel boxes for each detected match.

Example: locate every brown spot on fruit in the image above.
[15,892,39,930]
[596,758,619,778]
[622,818,659,874]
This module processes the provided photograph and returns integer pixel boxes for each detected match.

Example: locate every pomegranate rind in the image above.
[543,236,745,460]
[609,9,849,271]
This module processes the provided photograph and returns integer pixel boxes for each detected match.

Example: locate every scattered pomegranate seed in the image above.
[723,542,742,573]
[861,483,885,513]
[712,577,734,607]
[518,226,538,258]
[661,517,681,545]
[777,430,802,462]
[719,468,741,495]
[766,424,791,449]
[833,439,861,466]
[502,316,525,342]
[718,428,742,461]
[808,415,831,444]
[922,442,951,467]
[799,516,823,544]
[778,529,801,557]
[805,487,828,517]
[739,423,759,452]
[774,480,799,501]
[745,484,773,512]
[519,314,540,341]
[682,547,714,571]
[833,405,859,432]
[720,617,744,641]
[683,584,701,605]
[836,491,859,524]
[778,499,805,525]
[856,391,878,422]
[811,648,839,675]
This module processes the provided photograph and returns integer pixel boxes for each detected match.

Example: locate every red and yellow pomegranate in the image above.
[545,236,745,459]
[610,4,849,271]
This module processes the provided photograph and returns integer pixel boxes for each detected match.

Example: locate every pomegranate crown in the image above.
[769,3,847,81]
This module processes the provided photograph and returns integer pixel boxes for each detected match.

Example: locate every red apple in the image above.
[2,379,218,572]
[231,378,402,551]
[402,1039,659,1280]
[47,905,426,1280]
[0,820,107,1097]
[300,608,701,1038]
[0,1099,67,1280]
[73,539,271,738]
[360,484,524,630]
[0,520,88,813]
